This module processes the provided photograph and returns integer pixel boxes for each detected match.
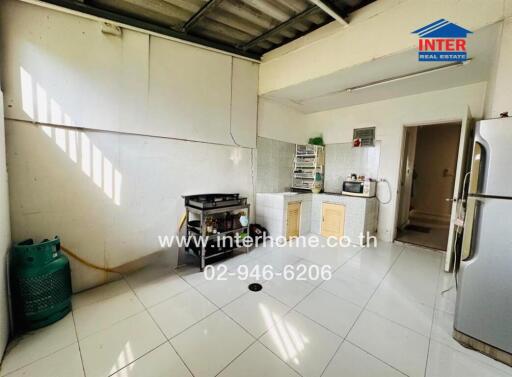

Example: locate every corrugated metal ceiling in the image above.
[41,0,375,60]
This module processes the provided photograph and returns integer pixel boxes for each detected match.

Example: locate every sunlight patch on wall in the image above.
[20,66,123,205]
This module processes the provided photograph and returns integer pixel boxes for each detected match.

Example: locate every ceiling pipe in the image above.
[309,0,348,26]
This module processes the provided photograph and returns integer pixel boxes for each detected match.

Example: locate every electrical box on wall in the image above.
[353,127,375,147]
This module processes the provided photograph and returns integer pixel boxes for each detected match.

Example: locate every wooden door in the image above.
[321,203,345,238]
[286,202,301,239]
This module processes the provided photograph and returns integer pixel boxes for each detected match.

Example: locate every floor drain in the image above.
[248,283,262,292]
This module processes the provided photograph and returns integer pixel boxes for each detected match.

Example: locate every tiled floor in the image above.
[2,238,512,377]
[396,225,449,251]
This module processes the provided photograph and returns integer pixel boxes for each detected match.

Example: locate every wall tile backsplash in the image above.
[256,137,295,193]
[324,141,381,193]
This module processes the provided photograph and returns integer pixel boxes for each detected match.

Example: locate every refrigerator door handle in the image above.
[461,196,480,261]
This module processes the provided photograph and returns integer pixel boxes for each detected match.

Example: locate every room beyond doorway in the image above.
[396,122,461,251]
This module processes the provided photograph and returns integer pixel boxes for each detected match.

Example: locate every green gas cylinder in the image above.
[10,237,72,332]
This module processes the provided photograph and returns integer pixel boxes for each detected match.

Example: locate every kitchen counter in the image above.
[256,192,378,245]
[311,193,378,245]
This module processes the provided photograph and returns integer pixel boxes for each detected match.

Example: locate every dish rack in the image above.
[292,144,324,191]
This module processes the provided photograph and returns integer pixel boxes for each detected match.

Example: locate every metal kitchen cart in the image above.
[182,202,250,271]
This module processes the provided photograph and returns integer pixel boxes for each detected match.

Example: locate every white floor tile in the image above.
[0,314,77,375]
[111,343,192,377]
[223,291,290,337]
[347,310,429,377]
[333,260,387,286]
[431,309,512,375]
[72,279,130,310]
[73,289,145,339]
[170,311,253,377]
[263,276,315,307]
[260,310,341,377]
[379,272,438,308]
[125,267,190,307]
[256,251,301,272]
[0,343,84,377]
[149,289,217,339]
[295,289,362,337]
[367,286,434,336]
[323,341,406,377]
[176,265,209,287]
[435,273,457,314]
[320,274,377,307]
[79,311,166,377]
[195,275,248,307]
[426,340,511,377]
[217,342,300,377]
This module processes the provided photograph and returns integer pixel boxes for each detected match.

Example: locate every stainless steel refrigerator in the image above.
[454,117,512,364]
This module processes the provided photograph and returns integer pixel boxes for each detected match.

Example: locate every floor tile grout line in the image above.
[423,258,444,377]
[345,339,410,377]
[212,244,368,377]
[71,311,87,377]
[106,340,169,377]
[0,339,79,376]
[212,339,259,377]
[167,341,197,377]
[318,245,407,377]
[253,244,371,342]
[122,273,200,377]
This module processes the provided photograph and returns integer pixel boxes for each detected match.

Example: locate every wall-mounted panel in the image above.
[231,58,258,148]
[0,0,258,147]
[147,37,232,145]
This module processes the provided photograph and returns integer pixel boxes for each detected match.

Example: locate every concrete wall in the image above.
[257,97,309,145]
[0,0,258,292]
[6,122,254,292]
[412,124,460,219]
[485,17,512,117]
[0,0,258,147]
[304,82,487,242]
[256,137,294,193]
[0,90,11,359]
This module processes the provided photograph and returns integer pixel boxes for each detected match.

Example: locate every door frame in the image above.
[393,117,464,244]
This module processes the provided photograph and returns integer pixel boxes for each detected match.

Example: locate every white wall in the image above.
[6,121,254,292]
[1,0,258,292]
[0,0,258,147]
[304,82,487,242]
[485,17,512,117]
[0,90,11,359]
[257,97,309,145]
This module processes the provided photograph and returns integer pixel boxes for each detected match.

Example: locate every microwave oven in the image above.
[342,180,376,197]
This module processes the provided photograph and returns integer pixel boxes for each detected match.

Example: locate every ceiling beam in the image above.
[241,6,318,51]
[182,0,224,32]
[309,0,348,26]
[39,0,260,60]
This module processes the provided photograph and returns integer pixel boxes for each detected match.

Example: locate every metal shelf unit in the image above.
[183,203,250,271]
[292,144,325,191]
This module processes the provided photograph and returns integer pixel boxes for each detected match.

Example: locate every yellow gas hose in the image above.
[60,245,121,274]
[59,213,187,274]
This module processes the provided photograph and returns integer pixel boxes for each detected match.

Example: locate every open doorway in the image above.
[396,122,461,251]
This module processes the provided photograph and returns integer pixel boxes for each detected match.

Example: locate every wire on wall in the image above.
[376,178,392,204]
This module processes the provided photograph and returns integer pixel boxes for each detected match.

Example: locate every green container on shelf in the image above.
[10,237,72,332]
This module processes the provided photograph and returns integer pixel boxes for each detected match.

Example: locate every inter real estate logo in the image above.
[412,19,472,62]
